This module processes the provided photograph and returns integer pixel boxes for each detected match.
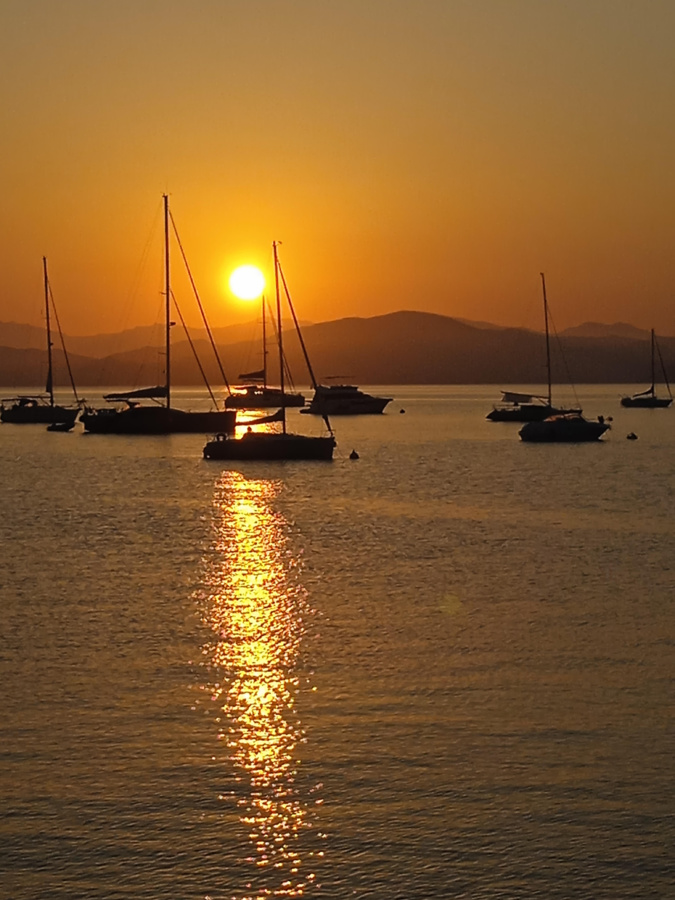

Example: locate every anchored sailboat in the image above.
[1,257,81,427]
[488,274,580,422]
[620,329,672,408]
[519,274,609,443]
[225,295,305,409]
[81,196,236,435]
[203,242,335,461]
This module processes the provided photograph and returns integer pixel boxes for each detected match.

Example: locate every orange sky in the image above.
[2,0,675,335]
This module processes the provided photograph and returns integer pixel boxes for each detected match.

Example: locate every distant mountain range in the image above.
[558,321,651,340]
[0,319,262,357]
[0,311,670,388]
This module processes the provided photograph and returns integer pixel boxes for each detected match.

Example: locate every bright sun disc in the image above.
[229,265,265,300]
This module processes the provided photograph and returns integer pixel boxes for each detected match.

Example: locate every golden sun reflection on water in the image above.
[201,471,319,898]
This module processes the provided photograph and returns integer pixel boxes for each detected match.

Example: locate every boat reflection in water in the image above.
[201,471,321,897]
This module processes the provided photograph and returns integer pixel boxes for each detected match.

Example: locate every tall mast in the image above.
[540,272,552,406]
[262,294,267,388]
[273,242,286,434]
[43,256,54,407]
[650,328,656,393]
[163,194,171,410]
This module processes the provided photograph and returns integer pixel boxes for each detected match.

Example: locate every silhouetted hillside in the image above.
[560,321,650,340]
[287,312,673,385]
[0,311,673,387]
[0,319,262,358]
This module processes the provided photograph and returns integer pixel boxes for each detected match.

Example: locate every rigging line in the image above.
[264,299,298,391]
[116,202,163,348]
[654,334,672,397]
[277,259,333,436]
[548,307,581,408]
[131,340,164,398]
[168,211,231,393]
[283,354,295,390]
[126,297,165,393]
[237,321,258,379]
[277,261,318,389]
[237,297,267,383]
[47,280,82,405]
[171,291,218,409]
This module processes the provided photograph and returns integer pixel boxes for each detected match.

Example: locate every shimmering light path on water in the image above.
[199,473,322,897]
[0,387,672,899]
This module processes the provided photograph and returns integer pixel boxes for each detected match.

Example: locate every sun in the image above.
[229,265,265,300]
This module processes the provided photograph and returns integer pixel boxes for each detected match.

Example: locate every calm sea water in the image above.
[0,386,672,900]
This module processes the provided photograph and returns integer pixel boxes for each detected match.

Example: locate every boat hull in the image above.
[486,403,581,422]
[81,406,236,435]
[301,398,390,415]
[203,432,335,461]
[225,389,305,409]
[299,384,391,416]
[620,396,672,408]
[519,416,609,443]
[1,403,79,426]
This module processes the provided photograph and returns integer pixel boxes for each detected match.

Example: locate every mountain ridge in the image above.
[0,311,659,355]
[0,311,670,388]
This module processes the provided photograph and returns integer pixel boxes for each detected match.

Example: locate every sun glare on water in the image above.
[229,265,265,300]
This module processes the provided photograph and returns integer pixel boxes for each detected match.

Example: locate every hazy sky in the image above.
[2,0,675,334]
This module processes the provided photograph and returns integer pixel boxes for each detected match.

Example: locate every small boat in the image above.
[487,391,581,422]
[487,391,570,422]
[225,384,305,409]
[225,296,305,409]
[204,429,334,461]
[301,383,392,416]
[519,412,610,443]
[81,196,236,436]
[1,258,81,427]
[204,242,335,462]
[620,329,672,408]
[487,275,580,422]
[82,398,236,435]
[1,394,78,426]
[46,420,75,432]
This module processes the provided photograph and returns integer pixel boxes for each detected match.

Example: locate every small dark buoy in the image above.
[399,408,406,414]
[626,432,638,440]
[349,449,360,460]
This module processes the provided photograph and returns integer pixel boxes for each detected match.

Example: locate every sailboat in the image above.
[486,390,560,422]
[1,257,81,427]
[519,274,610,443]
[620,329,672,408]
[81,195,236,435]
[224,295,305,409]
[203,242,336,461]
[487,275,580,422]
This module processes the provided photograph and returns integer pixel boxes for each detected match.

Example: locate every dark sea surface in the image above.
[0,386,672,900]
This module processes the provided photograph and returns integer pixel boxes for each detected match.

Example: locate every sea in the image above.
[0,385,672,900]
